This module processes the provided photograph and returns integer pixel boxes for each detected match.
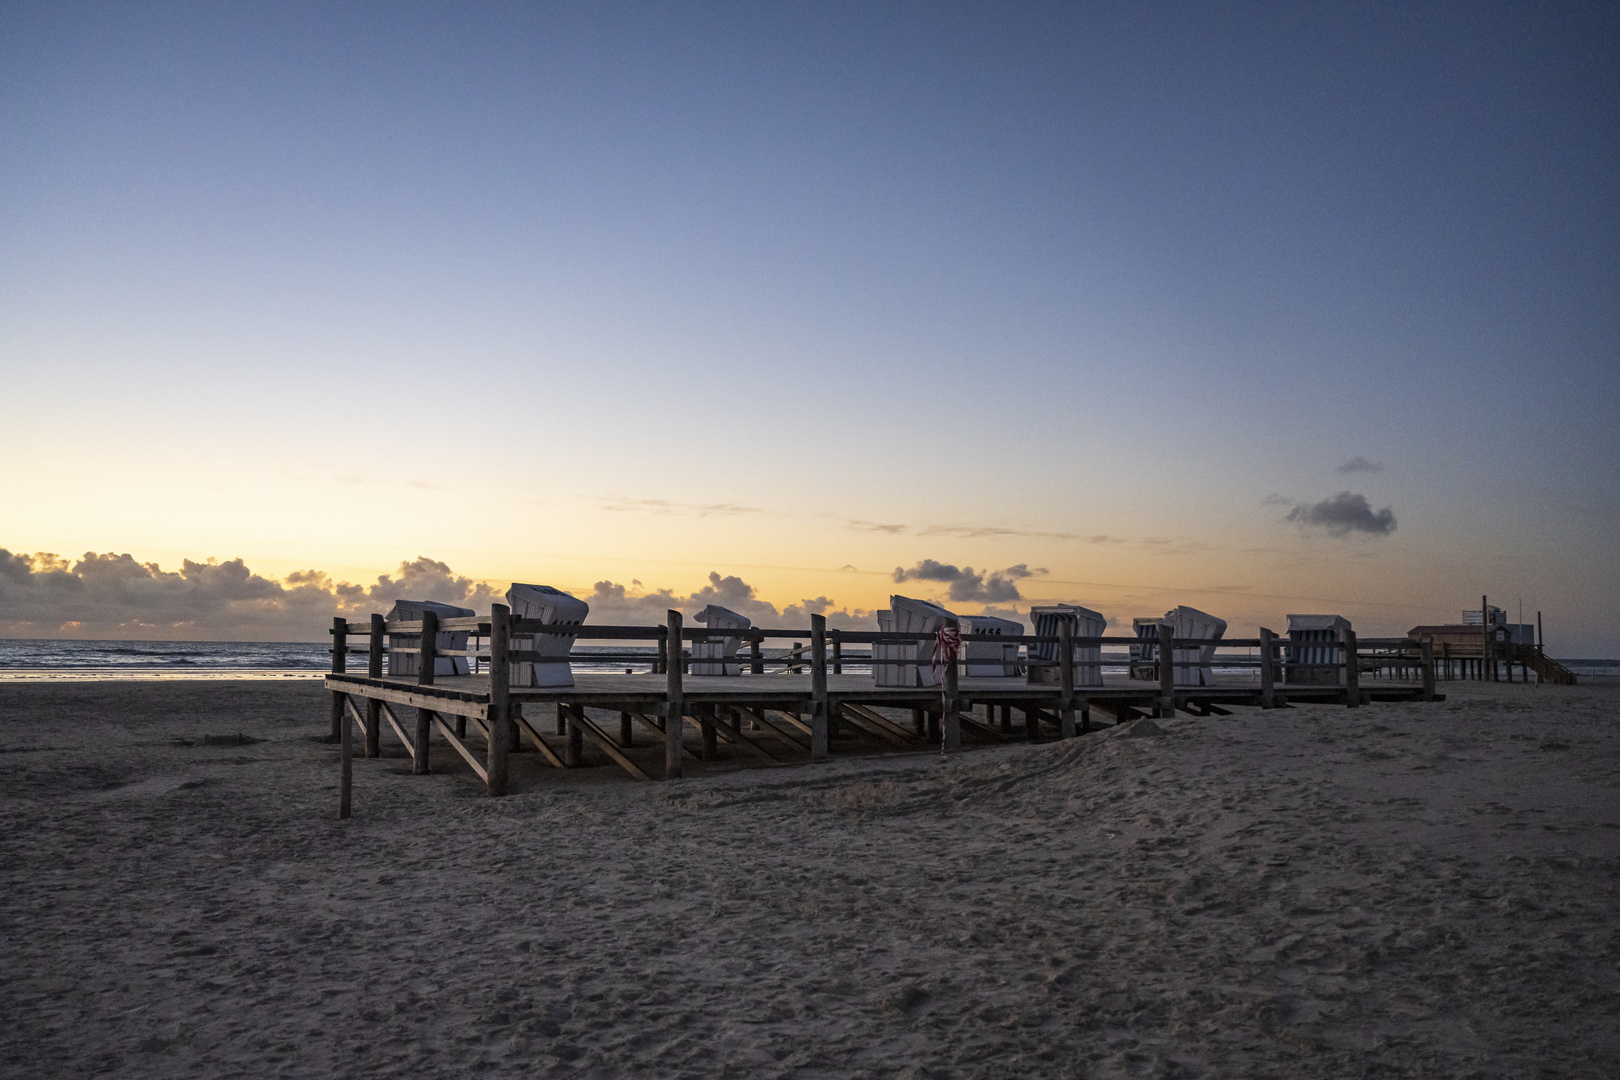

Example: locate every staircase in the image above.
[1509,644,1579,685]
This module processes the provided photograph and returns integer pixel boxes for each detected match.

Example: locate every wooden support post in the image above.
[1419,639,1436,701]
[565,704,584,767]
[366,613,383,757]
[329,616,346,740]
[1157,622,1176,718]
[1343,628,1360,708]
[1079,700,1091,733]
[1000,704,1012,734]
[1024,706,1040,743]
[810,614,830,761]
[831,630,843,675]
[1057,618,1077,739]
[912,708,925,736]
[664,611,685,779]
[619,711,634,747]
[339,689,352,819]
[486,603,511,796]
[1442,641,1451,681]
[700,704,718,760]
[749,635,763,675]
[413,608,437,774]
[1258,627,1277,709]
[943,619,961,752]
[1481,594,1494,682]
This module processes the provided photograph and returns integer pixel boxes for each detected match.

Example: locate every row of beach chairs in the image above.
[377,584,1358,690]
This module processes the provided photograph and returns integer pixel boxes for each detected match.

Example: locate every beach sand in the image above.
[1,678,1616,1078]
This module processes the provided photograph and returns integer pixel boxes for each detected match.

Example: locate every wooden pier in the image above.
[325,607,1441,816]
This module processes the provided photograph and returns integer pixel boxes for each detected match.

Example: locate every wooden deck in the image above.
[323,606,1442,815]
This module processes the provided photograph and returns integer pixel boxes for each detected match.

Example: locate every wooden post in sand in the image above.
[1157,622,1176,718]
[329,616,346,740]
[810,614,830,761]
[337,615,352,819]
[943,619,962,752]
[664,611,685,779]
[413,609,437,774]
[1258,627,1277,709]
[486,604,511,796]
[831,630,843,675]
[1481,594,1494,682]
[1343,628,1360,708]
[749,635,763,675]
[1419,639,1437,701]
[1057,619,1077,738]
[366,613,383,757]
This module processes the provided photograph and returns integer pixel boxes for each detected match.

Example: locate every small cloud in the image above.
[599,497,767,518]
[846,520,907,534]
[1335,456,1384,474]
[1261,493,1293,506]
[1285,491,1397,537]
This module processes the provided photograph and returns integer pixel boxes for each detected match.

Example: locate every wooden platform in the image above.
[323,606,1442,815]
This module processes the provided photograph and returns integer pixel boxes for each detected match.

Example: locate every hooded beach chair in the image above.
[1129,617,1165,681]
[506,583,589,688]
[962,614,1024,677]
[1285,614,1350,685]
[1164,605,1227,686]
[886,595,959,688]
[692,604,751,676]
[386,599,475,678]
[1028,604,1107,687]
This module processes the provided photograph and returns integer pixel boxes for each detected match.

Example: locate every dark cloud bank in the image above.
[0,551,871,640]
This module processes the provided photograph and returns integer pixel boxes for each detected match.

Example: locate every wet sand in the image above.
[1,678,1616,1078]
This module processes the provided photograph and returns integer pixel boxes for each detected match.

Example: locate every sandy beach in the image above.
[1,678,1616,1078]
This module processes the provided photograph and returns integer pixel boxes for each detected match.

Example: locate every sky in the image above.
[2,1,1616,652]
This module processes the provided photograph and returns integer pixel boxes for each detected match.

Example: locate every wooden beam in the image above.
[486,603,512,796]
[366,613,384,757]
[377,701,415,760]
[329,615,347,741]
[432,714,489,783]
[1258,627,1277,709]
[1057,618,1076,739]
[513,712,567,769]
[943,619,961,752]
[568,709,652,781]
[837,703,918,746]
[810,614,830,761]
[1344,628,1361,708]
[1157,622,1176,718]
[665,611,685,779]
[684,712,783,763]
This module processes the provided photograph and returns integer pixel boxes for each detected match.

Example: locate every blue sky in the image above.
[2,2,1616,650]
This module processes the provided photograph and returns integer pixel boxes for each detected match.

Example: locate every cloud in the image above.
[845,520,907,534]
[0,550,498,640]
[1261,493,1293,507]
[891,560,1044,604]
[598,497,767,517]
[0,550,871,638]
[1284,492,1398,537]
[584,571,867,629]
[1335,456,1384,474]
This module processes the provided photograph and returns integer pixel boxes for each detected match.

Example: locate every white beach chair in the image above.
[1128,617,1165,681]
[692,604,751,676]
[386,600,475,678]
[1285,614,1351,686]
[506,583,589,688]
[1028,604,1106,686]
[890,595,959,688]
[963,614,1024,677]
[1164,605,1227,686]
[873,609,903,686]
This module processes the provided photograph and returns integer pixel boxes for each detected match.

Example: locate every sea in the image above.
[0,639,1614,683]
